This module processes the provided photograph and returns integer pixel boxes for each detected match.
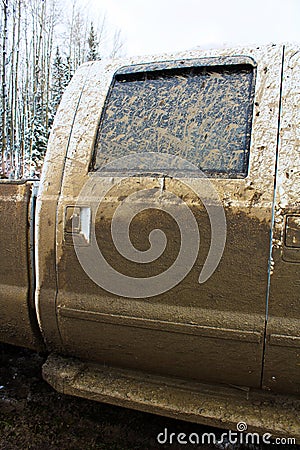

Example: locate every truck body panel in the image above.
[263,44,300,394]
[46,44,283,388]
[0,181,41,349]
[0,43,299,438]
[34,63,92,350]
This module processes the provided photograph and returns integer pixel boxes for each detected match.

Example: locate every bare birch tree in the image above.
[0,0,125,178]
[1,0,8,176]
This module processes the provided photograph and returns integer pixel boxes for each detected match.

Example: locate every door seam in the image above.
[260,44,286,387]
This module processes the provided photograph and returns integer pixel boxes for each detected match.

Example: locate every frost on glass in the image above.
[94,64,255,177]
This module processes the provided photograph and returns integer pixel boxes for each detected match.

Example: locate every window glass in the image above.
[93,60,255,177]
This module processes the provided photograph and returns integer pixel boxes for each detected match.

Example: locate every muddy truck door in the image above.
[36,45,283,388]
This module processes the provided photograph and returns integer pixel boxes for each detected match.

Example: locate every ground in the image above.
[0,344,298,450]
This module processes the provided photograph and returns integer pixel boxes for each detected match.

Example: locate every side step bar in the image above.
[43,354,300,439]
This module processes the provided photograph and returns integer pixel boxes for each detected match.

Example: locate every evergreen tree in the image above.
[87,22,99,61]
[0,1,124,178]
[25,89,48,176]
[49,46,72,128]
[51,46,64,114]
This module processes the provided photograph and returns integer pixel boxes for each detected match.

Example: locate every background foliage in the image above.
[0,0,125,178]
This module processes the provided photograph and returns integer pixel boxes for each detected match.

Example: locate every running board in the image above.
[43,354,300,440]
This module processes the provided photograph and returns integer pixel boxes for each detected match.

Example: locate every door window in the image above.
[93,58,256,178]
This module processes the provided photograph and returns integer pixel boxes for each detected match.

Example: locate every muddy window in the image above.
[93,59,255,177]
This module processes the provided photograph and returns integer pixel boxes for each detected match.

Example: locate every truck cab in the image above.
[1,43,299,438]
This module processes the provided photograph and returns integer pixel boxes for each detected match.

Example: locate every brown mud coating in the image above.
[56,177,271,389]
[1,45,299,438]
[0,343,224,450]
[94,63,254,178]
[0,182,40,350]
[36,45,286,406]
[263,237,300,394]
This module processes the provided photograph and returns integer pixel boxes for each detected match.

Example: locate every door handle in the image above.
[282,215,300,263]
[65,206,91,244]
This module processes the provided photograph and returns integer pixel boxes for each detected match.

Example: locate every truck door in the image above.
[39,45,284,388]
[262,44,300,395]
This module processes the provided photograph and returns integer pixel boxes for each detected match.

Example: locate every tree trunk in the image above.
[1,0,8,176]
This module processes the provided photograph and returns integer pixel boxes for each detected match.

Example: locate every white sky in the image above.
[85,0,300,56]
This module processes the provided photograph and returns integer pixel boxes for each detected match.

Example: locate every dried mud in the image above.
[0,344,299,450]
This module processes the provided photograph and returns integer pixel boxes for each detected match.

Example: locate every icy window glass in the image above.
[93,60,255,177]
